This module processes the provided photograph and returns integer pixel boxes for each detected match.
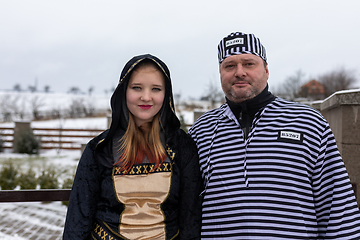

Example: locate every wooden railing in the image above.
[0,185,357,203]
[0,189,71,202]
[0,123,195,203]
[0,125,97,203]
[0,126,104,150]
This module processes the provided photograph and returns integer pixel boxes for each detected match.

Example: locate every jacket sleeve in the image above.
[63,143,102,239]
[178,132,203,240]
[313,124,360,238]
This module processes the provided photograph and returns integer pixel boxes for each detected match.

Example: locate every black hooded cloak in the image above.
[63,54,202,240]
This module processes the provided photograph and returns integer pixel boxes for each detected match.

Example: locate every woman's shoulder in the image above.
[171,129,194,143]
[87,129,110,150]
[167,129,197,156]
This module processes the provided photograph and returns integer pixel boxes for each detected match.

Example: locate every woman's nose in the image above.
[140,90,151,101]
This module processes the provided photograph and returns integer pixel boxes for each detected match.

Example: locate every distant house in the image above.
[300,80,325,100]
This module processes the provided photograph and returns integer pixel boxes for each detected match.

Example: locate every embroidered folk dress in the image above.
[63,54,202,240]
[64,129,201,240]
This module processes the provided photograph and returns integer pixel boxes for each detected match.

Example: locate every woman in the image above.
[63,54,202,239]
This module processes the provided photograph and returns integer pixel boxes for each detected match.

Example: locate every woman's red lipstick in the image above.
[139,105,152,110]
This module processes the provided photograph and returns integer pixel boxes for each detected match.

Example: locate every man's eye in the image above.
[225,64,235,68]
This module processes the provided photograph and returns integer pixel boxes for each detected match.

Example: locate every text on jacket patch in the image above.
[279,131,301,141]
[226,38,244,47]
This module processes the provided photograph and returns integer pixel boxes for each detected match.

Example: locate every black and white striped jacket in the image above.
[189,97,360,239]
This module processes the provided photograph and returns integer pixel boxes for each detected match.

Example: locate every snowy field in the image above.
[0,117,108,240]
[0,201,68,240]
[0,117,109,187]
[0,150,74,240]
[0,113,195,239]
[0,113,194,177]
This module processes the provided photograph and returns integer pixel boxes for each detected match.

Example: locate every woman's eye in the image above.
[132,86,141,90]
[153,87,162,91]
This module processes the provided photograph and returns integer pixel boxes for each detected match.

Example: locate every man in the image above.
[189,32,360,239]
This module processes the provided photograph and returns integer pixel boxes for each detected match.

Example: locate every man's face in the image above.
[220,54,269,103]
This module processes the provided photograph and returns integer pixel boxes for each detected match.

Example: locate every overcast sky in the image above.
[1,0,359,99]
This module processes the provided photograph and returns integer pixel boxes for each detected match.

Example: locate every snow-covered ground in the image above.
[0,116,108,129]
[0,113,197,239]
[0,117,108,187]
[0,201,68,240]
[0,117,108,239]
[0,149,75,239]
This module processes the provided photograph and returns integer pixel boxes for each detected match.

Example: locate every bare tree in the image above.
[0,94,25,121]
[10,95,20,119]
[68,98,86,118]
[28,85,37,93]
[0,94,14,121]
[30,96,45,120]
[279,69,307,100]
[201,78,224,108]
[88,86,94,96]
[50,107,62,119]
[84,99,96,117]
[68,87,82,94]
[318,67,357,97]
[174,92,181,107]
[13,84,22,92]
[44,85,51,93]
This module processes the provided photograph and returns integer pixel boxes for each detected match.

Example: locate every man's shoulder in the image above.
[273,97,316,109]
[189,104,227,135]
[193,104,225,122]
[268,97,325,120]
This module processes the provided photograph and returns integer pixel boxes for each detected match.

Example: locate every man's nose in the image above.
[235,64,246,78]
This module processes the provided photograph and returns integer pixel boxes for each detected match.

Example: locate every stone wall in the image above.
[311,89,360,201]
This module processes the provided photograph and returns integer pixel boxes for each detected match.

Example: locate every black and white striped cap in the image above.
[218,32,267,64]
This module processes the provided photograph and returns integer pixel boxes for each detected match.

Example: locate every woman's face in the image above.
[126,65,165,127]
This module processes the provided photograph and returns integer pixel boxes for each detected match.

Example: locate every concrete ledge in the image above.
[320,89,360,111]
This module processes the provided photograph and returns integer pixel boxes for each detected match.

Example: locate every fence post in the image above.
[193,111,205,123]
[81,143,87,154]
[13,121,31,153]
[107,115,112,129]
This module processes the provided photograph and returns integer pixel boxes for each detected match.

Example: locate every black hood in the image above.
[97,54,180,149]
